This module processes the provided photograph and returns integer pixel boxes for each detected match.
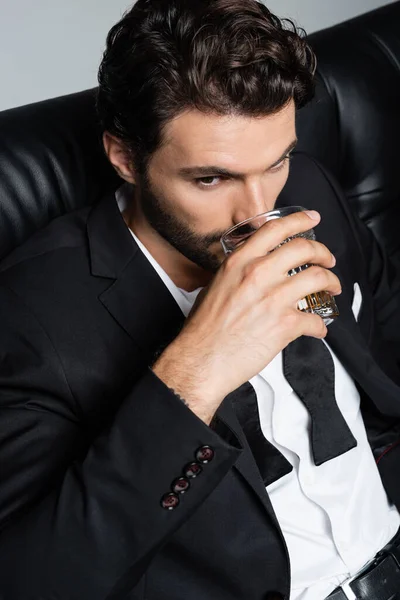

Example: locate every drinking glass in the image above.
[220,206,339,325]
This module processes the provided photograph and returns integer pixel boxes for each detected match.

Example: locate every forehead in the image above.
[156,101,296,169]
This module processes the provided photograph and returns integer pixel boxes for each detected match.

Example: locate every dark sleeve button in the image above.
[172,477,190,494]
[183,462,203,478]
[161,492,180,510]
[195,445,215,464]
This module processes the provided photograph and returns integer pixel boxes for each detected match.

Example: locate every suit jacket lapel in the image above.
[87,192,185,362]
[100,253,185,363]
[326,264,400,418]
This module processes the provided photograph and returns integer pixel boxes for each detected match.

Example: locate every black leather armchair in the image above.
[0,1,399,271]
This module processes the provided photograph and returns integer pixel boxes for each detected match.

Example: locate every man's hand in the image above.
[152,211,341,425]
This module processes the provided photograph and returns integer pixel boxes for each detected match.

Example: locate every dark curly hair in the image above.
[97,0,316,172]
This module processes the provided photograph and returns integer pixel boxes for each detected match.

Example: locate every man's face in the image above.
[137,100,296,273]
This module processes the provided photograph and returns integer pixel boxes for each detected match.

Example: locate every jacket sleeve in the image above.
[0,284,242,600]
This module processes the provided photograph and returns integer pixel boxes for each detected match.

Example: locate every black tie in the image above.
[283,336,357,466]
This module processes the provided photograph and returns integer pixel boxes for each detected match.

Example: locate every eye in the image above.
[271,153,293,173]
[195,176,222,188]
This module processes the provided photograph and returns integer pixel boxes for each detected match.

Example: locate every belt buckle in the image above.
[336,529,400,600]
[339,580,357,600]
[338,555,379,600]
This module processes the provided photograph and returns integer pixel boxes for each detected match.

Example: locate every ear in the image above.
[102,132,136,184]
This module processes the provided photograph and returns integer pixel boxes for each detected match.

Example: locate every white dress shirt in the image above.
[116,185,399,600]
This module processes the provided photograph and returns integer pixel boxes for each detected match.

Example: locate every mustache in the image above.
[202,232,227,246]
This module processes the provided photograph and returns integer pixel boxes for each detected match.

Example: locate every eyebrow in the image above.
[178,139,298,179]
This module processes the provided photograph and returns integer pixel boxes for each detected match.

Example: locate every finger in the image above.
[280,265,342,302]
[265,237,335,277]
[232,210,321,261]
[296,310,328,339]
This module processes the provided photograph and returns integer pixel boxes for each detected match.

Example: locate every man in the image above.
[0,0,400,598]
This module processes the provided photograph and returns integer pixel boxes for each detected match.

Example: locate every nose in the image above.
[232,182,275,225]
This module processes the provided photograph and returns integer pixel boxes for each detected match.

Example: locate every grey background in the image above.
[0,0,396,111]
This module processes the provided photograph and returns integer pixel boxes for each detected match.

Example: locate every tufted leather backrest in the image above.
[0,89,119,260]
[297,1,400,270]
[0,2,399,266]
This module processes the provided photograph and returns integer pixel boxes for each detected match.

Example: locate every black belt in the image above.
[326,527,400,599]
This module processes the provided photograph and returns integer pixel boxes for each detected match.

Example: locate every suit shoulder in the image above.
[289,152,334,188]
[0,205,92,276]
[283,151,348,213]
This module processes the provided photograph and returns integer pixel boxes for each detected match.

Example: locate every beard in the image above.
[137,173,226,273]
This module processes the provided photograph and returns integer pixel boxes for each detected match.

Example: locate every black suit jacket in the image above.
[0,153,400,600]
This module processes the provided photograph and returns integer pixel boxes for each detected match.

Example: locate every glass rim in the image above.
[220,205,307,243]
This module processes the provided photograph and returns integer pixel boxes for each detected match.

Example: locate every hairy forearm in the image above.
[152,343,222,426]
